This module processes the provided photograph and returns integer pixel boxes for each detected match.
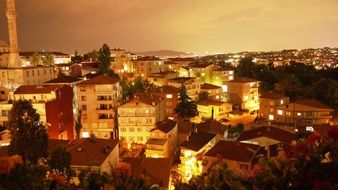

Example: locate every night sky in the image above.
[0,0,337,53]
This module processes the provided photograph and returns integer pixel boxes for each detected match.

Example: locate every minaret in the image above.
[6,0,21,68]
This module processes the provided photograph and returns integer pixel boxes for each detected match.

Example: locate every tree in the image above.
[48,146,72,179]
[84,49,99,61]
[72,50,84,63]
[7,100,48,164]
[75,110,83,139]
[311,78,338,109]
[218,60,232,70]
[174,84,198,120]
[41,52,55,66]
[0,164,47,190]
[29,52,42,66]
[98,44,111,74]
[235,57,256,78]
[197,91,209,102]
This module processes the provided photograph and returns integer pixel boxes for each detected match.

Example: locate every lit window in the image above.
[82,132,89,138]
[184,150,192,157]
[145,109,149,113]
[166,94,173,99]
[297,112,301,116]
[222,85,228,92]
[216,95,219,99]
[244,96,248,101]
[277,110,283,115]
[280,100,284,104]
[229,76,234,80]
[268,114,274,120]
[306,126,314,132]
[201,73,205,76]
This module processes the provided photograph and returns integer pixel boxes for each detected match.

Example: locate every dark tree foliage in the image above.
[311,78,338,109]
[0,164,47,190]
[174,84,198,120]
[7,100,48,164]
[197,91,209,102]
[71,50,83,63]
[98,43,112,74]
[75,110,83,139]
[83,49,99,61]
[121,77,146,102]
[48,146,72,179]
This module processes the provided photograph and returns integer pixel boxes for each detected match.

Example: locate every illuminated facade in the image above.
[147,71,179,86]
[259,92,290,121]
[145,119,178,160]
[179,132,217,182]
[117,93,166,145]
[197,99,232,120]
[210,68,234,86]
[132,56,165,77]
[274,99,333,126]
[147,85,179,117]
[168,77,201,100]
[110,48,133,73]
[227,77,259,111]
[76,75,122,139]
[0,84,74,139]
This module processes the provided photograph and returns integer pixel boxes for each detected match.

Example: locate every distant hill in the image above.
[134,50,191,57]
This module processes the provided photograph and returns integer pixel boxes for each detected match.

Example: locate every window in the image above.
[166,94,173,99]
[44,69,46,75]
[37,70,40,76]
[80,86,86,92]
[50,69,52,74]
[26,71,29,77]
[2,71,5,77]
[137,136,143,141]
[129,136,134,142]
[297,112,302,116]
[82,105,87,110]
[137,128,142,132]
[280,100,284,104]
[81,96,86,101]
[82,132,90,138]
[82,114,87,119]
[269,114,274,120]
[129,127,135,132]
[277,110,283,115]
[32,70,34,76]
[120,127,126,132]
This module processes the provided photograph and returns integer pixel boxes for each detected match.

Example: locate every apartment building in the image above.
[145,119,178,161]
[132,56,165,77]
[0,84,74,140]
[197,99,232,120]
[168,77,201,100]
[227,77,259,111]
[76,75,121,139]
[147,71,179,86]
[117,93,166,145]
[274,99,333,127]
[259,92,290,121]
[210,68,234,86]
[147,85,179,117]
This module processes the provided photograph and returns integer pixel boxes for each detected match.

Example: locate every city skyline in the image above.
[0,0,338,53]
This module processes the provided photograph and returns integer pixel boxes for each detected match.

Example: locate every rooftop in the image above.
[147,85,179,94]
[48,138,119,167]
[45,75,81,84]
[294,99,333,110]
[77,75,120,85]
[197,99,226,106]
[14,85,62,94]
[237,126,296,144]
[205,140,261,163]
[168,77,196,83]
[134,56,162,61]
[201,83,221,90]
[146,139,167,146]
[152,119,177,133]
[180,132,216,152]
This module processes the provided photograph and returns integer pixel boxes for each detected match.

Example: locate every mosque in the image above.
[0,0,55,97]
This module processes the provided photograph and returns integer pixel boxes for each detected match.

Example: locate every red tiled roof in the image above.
[205,141,261,162]
[180,132,216,152]
[126,93,163,106]
[124,158,171,188]
[77,75,120,85]
[201,83,221,90]
[152,119,177,133]
[177,120,194,134]
[14,85,62,94]
[196,119,227,136]
[48,138,119,167]
[237,126,296,144]
[168,77,196,83]
[228,77,259,83]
